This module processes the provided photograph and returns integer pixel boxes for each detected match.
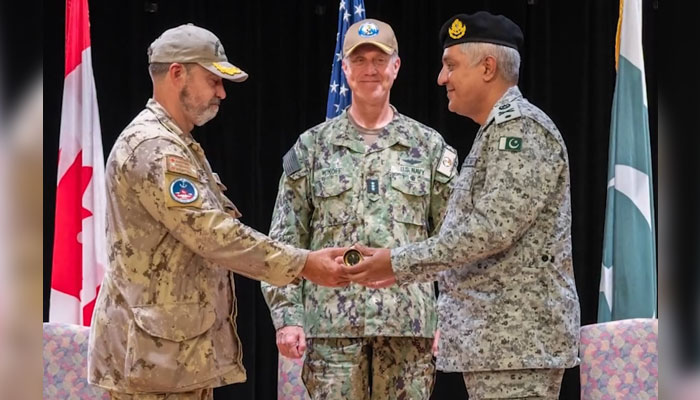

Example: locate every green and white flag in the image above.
[598,0,657,322]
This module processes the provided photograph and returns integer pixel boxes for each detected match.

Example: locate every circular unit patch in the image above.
[358,22,379,37]
[170,177,199,204]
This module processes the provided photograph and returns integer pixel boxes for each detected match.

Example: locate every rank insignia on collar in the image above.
[494,102,521,125]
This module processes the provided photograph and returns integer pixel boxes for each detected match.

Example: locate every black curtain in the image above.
[43,1,658,399]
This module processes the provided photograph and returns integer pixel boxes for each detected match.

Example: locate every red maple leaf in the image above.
[51,150,93,305]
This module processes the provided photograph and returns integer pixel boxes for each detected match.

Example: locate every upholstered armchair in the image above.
[43,322,110,399]
[579,318,658,399]
[278,354,310,400]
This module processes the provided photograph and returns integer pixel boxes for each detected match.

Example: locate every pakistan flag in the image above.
[598,0,657,322]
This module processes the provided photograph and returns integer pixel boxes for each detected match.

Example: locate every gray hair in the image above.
[148,62,194,80]
[458,42,520,84]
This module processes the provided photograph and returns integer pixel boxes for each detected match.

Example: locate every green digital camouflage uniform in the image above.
[261,109,457,399]
[391,87,581,399]
[88,99,308,398]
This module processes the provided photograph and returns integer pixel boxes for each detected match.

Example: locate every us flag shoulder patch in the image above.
[282,148,301,177]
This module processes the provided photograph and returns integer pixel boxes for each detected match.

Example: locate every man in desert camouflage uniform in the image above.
[87,24,348,400]
[344,12,581,400]
[261,19,457,400]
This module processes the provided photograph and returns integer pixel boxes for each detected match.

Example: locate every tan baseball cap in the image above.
[343,19,398,57]
[148,23,248,82]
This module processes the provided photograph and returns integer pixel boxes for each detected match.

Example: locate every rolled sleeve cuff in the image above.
[271,308,305,331]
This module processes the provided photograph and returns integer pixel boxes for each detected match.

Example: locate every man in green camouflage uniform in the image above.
[261,19,457,400]
[344,12,581,400]
[87,24,347,400]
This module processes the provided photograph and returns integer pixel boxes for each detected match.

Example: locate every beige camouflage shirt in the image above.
[261,109,457,338]
[392,87,581,372]
[88,99,308,393]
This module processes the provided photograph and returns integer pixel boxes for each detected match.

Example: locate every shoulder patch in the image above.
[494,102,522,125]
[164,173,203,208]
[169,177,199,204]
[436,145,457,178]
[282,147,302,178]
[165,154,198,178]
[498,136,523,152]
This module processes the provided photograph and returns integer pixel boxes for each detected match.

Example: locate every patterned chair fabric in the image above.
[579,318,658,400]
[43,322,110,399]
[278,354,310,400]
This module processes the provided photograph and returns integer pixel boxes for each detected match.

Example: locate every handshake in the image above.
[299,245,397,289]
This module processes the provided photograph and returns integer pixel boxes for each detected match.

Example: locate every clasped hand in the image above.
[300,245,396,288]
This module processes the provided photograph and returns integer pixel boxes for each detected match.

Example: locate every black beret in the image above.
[439,11,524,53]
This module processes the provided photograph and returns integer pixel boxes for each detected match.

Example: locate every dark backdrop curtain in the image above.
[44,1,658,398]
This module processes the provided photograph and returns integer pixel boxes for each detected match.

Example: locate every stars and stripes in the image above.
[325,0,366,119]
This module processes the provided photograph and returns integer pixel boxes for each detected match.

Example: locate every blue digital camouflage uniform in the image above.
[391,87,580,398]
[261,108,457,399]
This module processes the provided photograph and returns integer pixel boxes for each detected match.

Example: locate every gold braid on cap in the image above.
[213,62,242,75]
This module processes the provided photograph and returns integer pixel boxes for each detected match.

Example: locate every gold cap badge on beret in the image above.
[439,12,523,52]
[448,18,466,39]
[343,248,364,266]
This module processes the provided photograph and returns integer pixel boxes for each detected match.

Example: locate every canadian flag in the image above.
[50,0,107,326]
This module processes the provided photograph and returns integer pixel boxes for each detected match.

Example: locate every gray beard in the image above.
[180,86,219,126]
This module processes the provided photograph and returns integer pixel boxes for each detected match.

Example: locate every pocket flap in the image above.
[391,172,429,196]
[392,203,425,226]
[132,302,216,342]
[313,175,353,198]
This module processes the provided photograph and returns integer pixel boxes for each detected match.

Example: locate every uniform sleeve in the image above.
[412,142,457,283]
[392,118,565,283]
[429,142,458,236]
[260,137,312,330]
[123,137,308,287]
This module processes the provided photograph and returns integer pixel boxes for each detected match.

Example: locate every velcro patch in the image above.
[391,165,430,179]
[494,102,522,125]
[498,136,523,152]
[437,146,457,177]
[165,154,198,178]
[366,179,379,194]
[164,174,203,208]
[282,148,302,177]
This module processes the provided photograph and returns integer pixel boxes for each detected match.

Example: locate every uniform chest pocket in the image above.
[313,175,353,198]
[312,175,356,227]
[390,172,428,226]
[125,302,218,391]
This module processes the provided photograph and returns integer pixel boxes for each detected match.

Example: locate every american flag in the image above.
[325,0,366,119]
